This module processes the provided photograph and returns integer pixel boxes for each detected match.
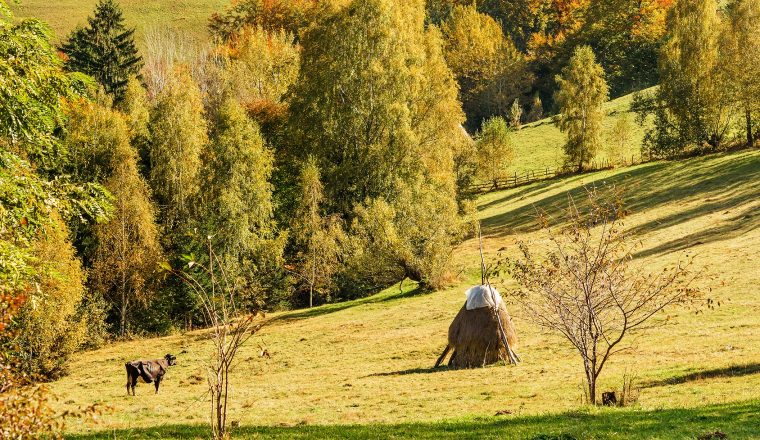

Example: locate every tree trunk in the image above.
[120,288,127,337]
[587,372,596,405]
[747,108,754,148]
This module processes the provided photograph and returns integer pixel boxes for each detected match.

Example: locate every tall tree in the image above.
[641,0,729,156]
[287,0,464,290]
[0,8,109,428]
[290,158,344,307]
[60,0,142,104]
[0,2,111,295]
[554,46,609,172]
[476,116,514,189]
[148,67,207,233]
[65,98,162,336]
[200,97,282,304]
[721,0,760,147]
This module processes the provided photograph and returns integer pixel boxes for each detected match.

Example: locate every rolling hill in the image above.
[54,146,760,439]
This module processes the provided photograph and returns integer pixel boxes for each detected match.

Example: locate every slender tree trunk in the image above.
[120,289,127,337]
[584,365,596,405]
[747,108,754,148]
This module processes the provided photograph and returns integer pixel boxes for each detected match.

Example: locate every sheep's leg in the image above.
[154,376,161,394]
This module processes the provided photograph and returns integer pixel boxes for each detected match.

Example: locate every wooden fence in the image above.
[468,154,647,194]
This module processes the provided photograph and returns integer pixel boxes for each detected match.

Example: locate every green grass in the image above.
[68,400,760,439]
[508,91,650,175]
[51,148,760,438]
[12,0,228,45]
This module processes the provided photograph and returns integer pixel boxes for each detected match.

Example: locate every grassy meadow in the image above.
[508,90,650,176]
[52,148,760,438]
[12,0,227,45]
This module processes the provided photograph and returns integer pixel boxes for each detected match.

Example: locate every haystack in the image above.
[435,285,520,368]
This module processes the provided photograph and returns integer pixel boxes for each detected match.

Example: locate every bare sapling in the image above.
[501,187,709,404]
[165,237,261,439]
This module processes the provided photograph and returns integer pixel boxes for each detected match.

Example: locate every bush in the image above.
[13,216,87,380]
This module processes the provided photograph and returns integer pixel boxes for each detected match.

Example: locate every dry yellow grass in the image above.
[53,149,760,436]
[13,0,228,45]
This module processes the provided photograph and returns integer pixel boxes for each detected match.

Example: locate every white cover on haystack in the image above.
[464,284,503,311]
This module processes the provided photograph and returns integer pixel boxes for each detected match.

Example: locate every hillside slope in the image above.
[13,0,228,44]
[509,91,649,175]
[54,148,760,438]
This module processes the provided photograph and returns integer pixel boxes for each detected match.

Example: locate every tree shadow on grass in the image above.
[634,203,760,258]
[363,366,451,377]
[66,400,760,439]
[480,151,760,244]
[642,363,760,389]
[267,283,424,324]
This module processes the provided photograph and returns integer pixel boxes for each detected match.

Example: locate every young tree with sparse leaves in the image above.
[165,239,262,440]
[60,0,143,104]
[555,46,609,173]
[503,188,706,404]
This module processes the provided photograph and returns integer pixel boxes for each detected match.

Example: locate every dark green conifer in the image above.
[60,0,142,104]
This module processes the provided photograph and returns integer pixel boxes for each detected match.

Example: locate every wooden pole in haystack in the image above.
[477,221,520,365]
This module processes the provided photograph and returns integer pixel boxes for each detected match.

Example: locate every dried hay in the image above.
[438,301,518,369]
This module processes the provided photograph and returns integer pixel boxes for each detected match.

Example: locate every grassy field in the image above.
[12,0,228,45]
[508,91,649,175]
[51,147,760,438]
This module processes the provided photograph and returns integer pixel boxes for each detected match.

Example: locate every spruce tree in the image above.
[60,0,142,104]
[554,46,609,173]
